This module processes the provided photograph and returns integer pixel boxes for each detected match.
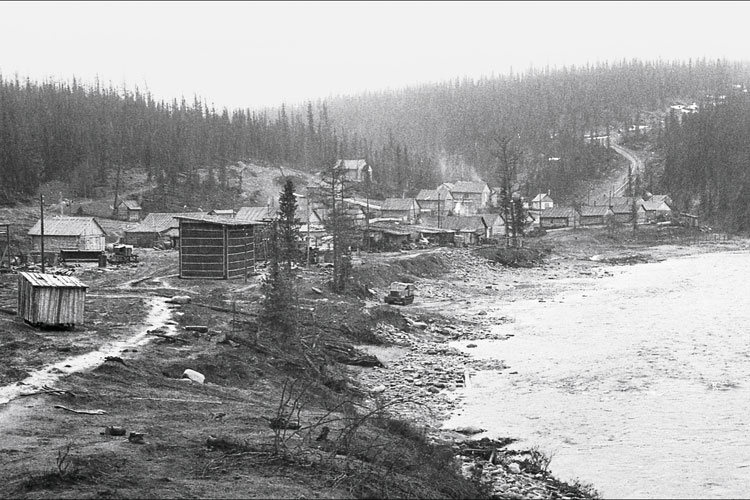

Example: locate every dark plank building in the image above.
[177,216,268,279]
[17,272,88,328]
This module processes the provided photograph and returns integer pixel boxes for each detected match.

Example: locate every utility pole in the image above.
[40,194,45,273]
[437,194,442,229]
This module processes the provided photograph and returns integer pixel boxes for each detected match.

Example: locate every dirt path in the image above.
[0,294,175,408]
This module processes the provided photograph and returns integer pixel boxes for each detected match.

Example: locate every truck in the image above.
[384,282,415,305]
[108,244,139,265]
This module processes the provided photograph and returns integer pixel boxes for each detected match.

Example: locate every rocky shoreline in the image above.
[352,239,750,499]
[353,249,604,499]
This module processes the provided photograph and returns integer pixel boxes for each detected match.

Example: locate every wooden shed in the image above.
[17,272,88,328]
[178,216,268,279]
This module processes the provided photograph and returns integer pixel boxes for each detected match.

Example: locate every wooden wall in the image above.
[179,220,257,279]
[17,277,86,327]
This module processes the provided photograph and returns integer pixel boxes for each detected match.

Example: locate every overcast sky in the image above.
[1,1,748,110]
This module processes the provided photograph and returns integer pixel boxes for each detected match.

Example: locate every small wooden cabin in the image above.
[115,199,143,222]
[178,216,268,279]
[17,272,88,328]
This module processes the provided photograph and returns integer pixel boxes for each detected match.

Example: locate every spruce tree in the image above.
[278,179,300,271]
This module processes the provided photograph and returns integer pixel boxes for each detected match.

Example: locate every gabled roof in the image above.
[531,193,554,203]
[649,194,672,205]
[642,200,672,211]
[451,181,489,194]
[128,212,205,233]
[540,207,577,219]
[610,204,644,214]
[343,197,382,211]
[421,215,486,233]
[335,159,369,171]
[382,198,419,211]
[118,199,141,210]
[416,189,452,201]
[598,196,644,207]
[235,206,275,222]
[579,205,612,217]
[481,213,505,226]
[28,217,107,237]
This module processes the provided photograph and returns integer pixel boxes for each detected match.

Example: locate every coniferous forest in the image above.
[2,58,750,231]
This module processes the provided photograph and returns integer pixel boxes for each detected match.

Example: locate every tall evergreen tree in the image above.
[278,179,300,271]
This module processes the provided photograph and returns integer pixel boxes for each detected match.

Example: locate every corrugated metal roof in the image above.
[28,217,107,237]
[382,198,418,211]
[127,212,206,233]
[540,207,578,218]
[579,206,612,217]
[235,206,274,222]
[19,272,88,288]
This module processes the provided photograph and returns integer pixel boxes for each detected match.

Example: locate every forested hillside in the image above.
[0,77,431,206]
[659,91,750,232]
[2,58,750,216]
[316,58,750,200]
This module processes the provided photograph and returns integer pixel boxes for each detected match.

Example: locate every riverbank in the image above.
[0,225,746,499]
[350,226,750,498]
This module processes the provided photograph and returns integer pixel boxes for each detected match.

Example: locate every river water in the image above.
[445,251,750,498]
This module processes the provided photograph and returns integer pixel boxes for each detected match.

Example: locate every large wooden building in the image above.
[27,217,107,253]
[177,216,268,280]
[17,272,88,328]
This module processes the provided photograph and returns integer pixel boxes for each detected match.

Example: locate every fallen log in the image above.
[148,331,188,343]
[131,397,222,404]
[20,387,77,398]
[54,405,107,415]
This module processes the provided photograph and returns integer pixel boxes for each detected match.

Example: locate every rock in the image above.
[168,295,191,304]
[508,462,521,474]
[466,343,477,348]
[311,287,323,295]
[185,326,209,333]
[371,384,386,394]
[453,425,486,435]
[102,426,126,436]
[182,369,205,384]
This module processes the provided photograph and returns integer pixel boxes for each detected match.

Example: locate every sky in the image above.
[1,1,748,111]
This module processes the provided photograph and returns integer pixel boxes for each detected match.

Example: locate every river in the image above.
[444,250,750,498]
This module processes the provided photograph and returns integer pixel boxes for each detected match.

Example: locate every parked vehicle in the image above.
[384,282,415,305]
[108,244,139,265]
